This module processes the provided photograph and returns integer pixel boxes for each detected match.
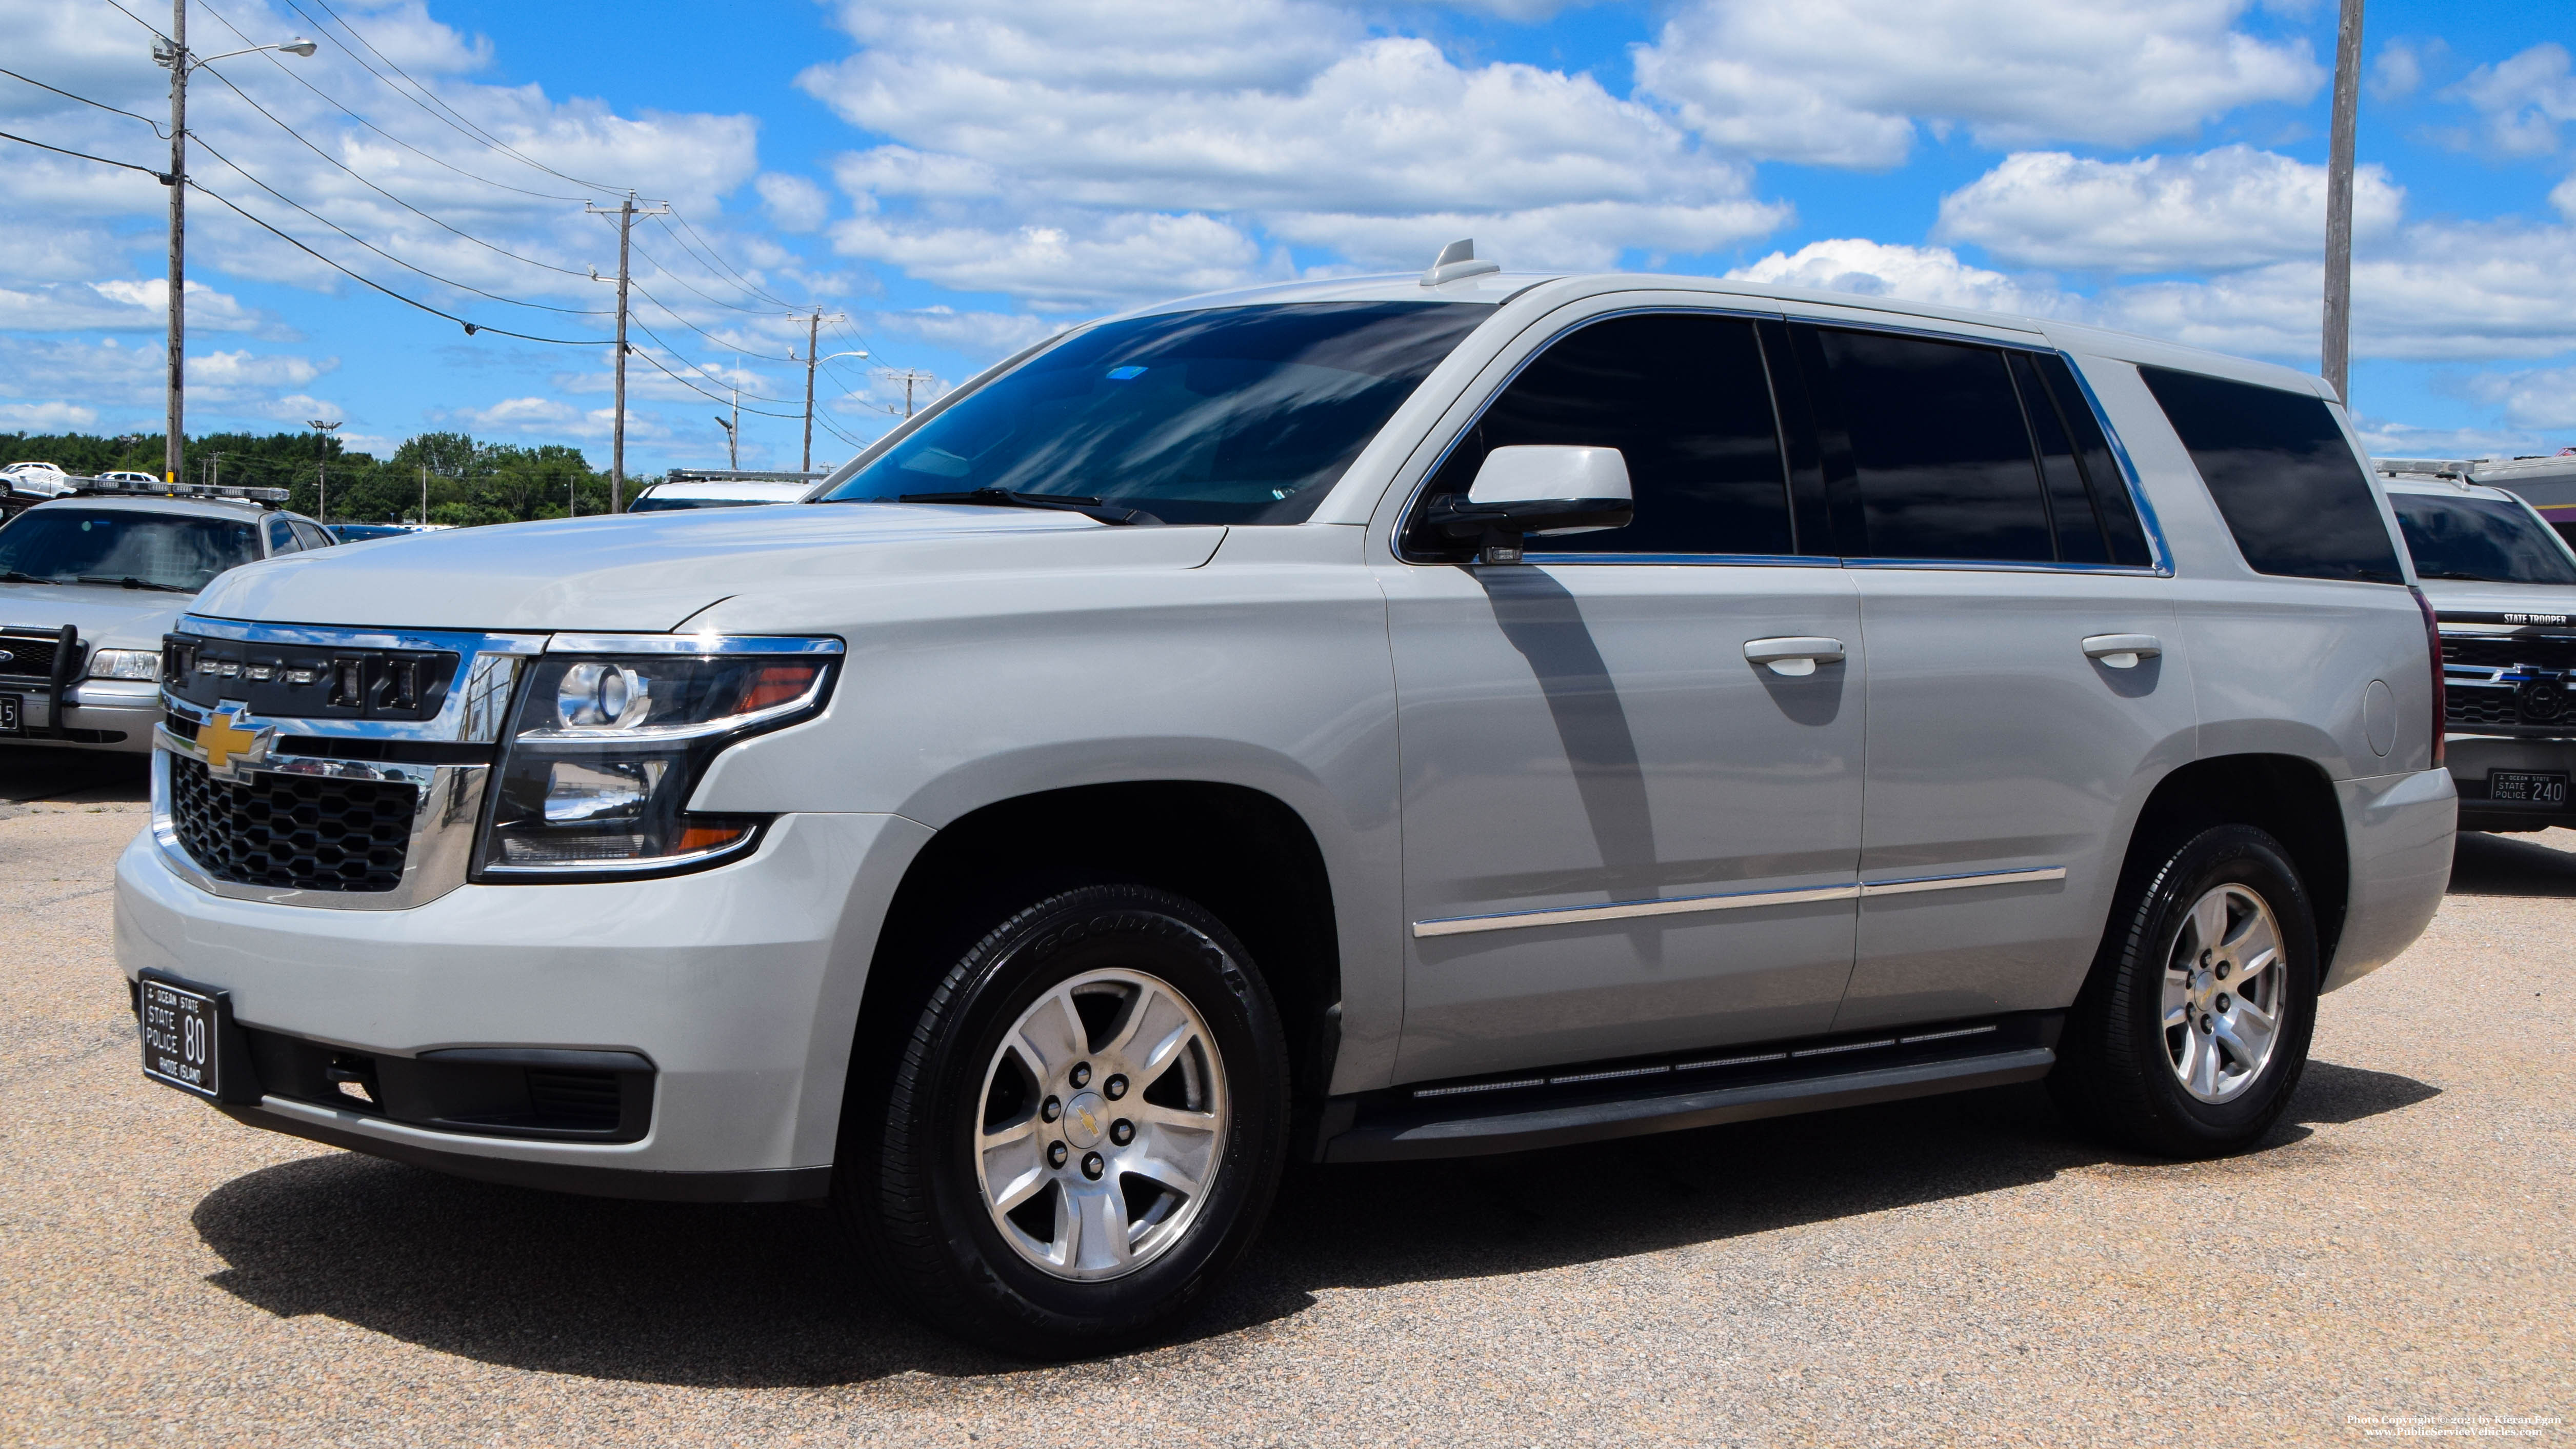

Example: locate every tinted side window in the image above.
[1809,328,2053,562]
[2030,353,2153,566]
[290,519,333,551]
[264,515,298,555]
[2008,352,2110,565]
[1408,312,1794,558]
[2139,366,2403,584]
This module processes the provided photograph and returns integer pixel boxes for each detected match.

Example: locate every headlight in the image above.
[87,648,161,680]
[474,638,840,879]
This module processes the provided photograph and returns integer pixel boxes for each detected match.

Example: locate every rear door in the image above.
[1379,307,1867,1083]
[1786,322,2196,1031]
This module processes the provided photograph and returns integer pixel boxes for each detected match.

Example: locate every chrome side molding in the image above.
[1410,866,2067,938]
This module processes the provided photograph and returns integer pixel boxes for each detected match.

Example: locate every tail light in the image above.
[2409,586,2445,769]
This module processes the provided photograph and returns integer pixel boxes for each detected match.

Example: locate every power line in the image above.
[628,280,797,360]
[187,177,615,345]
[188,128,611,316]
[653,211,804,311]
[626,236,790,316]
[183,24,600,280]
[0,67,169,136]
[289,0,631,196]
[0,126,167,179]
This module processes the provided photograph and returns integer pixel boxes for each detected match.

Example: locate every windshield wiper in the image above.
[0,570,60,586]
[894,487,1161,527]
[76,575,191,593]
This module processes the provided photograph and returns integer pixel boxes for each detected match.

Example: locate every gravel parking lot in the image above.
[3,750,2568,1446]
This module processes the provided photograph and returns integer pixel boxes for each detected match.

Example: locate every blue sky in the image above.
[4,0,2573,473]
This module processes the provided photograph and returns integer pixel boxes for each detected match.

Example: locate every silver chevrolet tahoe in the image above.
[2380,472,2576,830]
[115,266,2456,1357]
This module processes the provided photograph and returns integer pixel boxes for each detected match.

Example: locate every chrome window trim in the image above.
[1517,552,1841,569]
[1381,307,2175,576]
[1411,866,2065,938]
[545,633,848,656]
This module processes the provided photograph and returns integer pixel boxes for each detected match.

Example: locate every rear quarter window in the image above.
[2139,366,2403,585]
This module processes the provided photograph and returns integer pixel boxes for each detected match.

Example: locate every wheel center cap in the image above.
[1062,1091,1108,1149]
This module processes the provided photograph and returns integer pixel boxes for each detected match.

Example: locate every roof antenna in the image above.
[1421,238,1501,287]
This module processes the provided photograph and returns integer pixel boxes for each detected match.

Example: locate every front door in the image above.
[1380,309,1866,1083]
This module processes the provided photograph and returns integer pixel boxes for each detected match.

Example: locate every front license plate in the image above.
[0,693,19,734]
[138,977,224,1099]
[2488,770,2570,806]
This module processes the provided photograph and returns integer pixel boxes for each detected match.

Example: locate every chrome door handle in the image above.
[1744,636,1846,677]
[2082,634,2163,668]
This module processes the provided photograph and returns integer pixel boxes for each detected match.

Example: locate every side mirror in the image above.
[1423,445,1633,564]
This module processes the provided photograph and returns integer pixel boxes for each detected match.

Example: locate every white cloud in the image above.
[2445,44,2576,157]
[0,400,99,430]
[2370,40,2426,102]
[0,278,270,335]
[1633,0,2323,169]
[802,3,1779,307]
[869,306,1067,359]
[1725,238,2073,318]
[755,174,831,233]
[1935,147,2403,273]
[2464,367,2576,431]
[0,337,341,427]
[2555,172,2576,222]
[2348,416,2556,461]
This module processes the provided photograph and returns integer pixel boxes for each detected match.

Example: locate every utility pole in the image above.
[152,21,312,485]
[162,1,186,485]
[307,419,338,523]
[2323,0,2365,405]
[804,334,865,471]
[587,191,668,512]
[883,368,937,419]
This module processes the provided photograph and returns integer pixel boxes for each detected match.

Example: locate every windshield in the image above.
[2392,493,2576,585]
[0,508,258,591]
[821,301,1494,525]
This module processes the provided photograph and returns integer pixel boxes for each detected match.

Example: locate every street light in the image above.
[798,348,866,472]
[153,15,317,485]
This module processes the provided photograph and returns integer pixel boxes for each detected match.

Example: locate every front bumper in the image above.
[2445,733,2576,832]
[114,808,933,1198]
[1,677,157,752]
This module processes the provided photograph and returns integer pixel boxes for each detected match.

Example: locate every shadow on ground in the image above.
[2449,829,2576,898]
[192,1060,2435,1386]
[0,746,147,807]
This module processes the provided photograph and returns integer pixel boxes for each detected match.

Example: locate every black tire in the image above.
[837,883,1291,1359]
[2051,824,2319,1158]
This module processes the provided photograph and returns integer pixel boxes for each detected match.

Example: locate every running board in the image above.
[1319,1015,2060,1163]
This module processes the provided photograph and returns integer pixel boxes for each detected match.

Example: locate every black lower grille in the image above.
[170,756,417,891]
[526,1069,624,1130]
[2449,689,2523,728]
[2444,634,2576,671]
[0,630,66,683]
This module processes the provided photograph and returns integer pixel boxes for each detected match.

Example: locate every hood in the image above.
[190,504,1229,633]
[0,579,197,652]
[2416,578,2576,625]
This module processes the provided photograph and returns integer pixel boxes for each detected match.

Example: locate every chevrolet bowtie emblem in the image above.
[199,709,269,774]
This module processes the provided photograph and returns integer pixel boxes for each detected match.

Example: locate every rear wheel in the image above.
[2052,824,2319,1158]
[840,883,1290,1358]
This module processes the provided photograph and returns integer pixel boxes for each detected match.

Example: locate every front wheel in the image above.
[2052,824,2320,1158]
[840,884,1290,1358]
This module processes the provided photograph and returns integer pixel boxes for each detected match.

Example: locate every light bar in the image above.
[79,478,289,503]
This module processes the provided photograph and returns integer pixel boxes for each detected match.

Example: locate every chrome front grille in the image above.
[169,756,418,892]
[152,616,547,911]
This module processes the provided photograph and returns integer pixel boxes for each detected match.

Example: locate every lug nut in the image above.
[1069,1062,1091,1089]
[1042,1096,1063,1123]
[2214,993,2231,1012]
[2215,962,2231,980]
[1104,1074,1128,1100]
[2199,1015,2214,1033]
[2201,950,2212,968]
[1110,1119,1134,1145]
[1047,1141,1068,1168]
[1082,1152,1105,1180]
